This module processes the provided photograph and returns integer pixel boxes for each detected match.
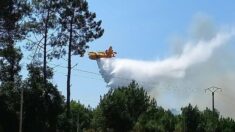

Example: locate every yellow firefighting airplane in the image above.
[88,46,117,60]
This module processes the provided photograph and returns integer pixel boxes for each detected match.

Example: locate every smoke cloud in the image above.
[97,17,235,118]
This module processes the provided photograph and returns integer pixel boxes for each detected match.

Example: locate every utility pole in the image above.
[205,86,222,115]
[76,112,80,132]
[19,88,23,132]
[205,86,222,132]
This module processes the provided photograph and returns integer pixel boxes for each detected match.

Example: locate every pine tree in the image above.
[0,0,30,84]
[0,0,30,131]
[50,0,104,120]
[28,0,60,88]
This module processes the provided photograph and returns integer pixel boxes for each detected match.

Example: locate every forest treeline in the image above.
[1,0,235,132]
[1,80,235,132]
[0,0,103,131]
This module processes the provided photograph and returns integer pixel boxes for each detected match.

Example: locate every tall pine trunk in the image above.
[67,14,74,118]
[9,45,15,83]
[43,3,51,131]
[43,20,48,88]
[43,1,51,88]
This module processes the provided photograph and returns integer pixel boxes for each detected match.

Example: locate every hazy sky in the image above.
[21,0,235,108]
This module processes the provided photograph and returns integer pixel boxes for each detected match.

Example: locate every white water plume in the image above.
[97,18,235,118]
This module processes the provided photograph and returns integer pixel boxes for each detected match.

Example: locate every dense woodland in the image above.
[0,0,235,132]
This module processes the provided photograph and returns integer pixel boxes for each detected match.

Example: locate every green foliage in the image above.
[46,1,104,125]
[57,100,93,132]
[22,63,64,132]
[133,106,176,132]
[0,83,21,132]
[200,108,220,132]
[180,104,202,132]
[89,82,235,132]
[1,0,104,132]
[0,1,30,131]
[95,81,156,132]
[26,0,59,48]
[0,0,30,83]
[1,78,235,132]
[0,47,22,83]
[49,0,104,58]
[0,63,64,132]
[1,1,235,132]
[0,0,30,43]
[219,117,235,131]
[90,106,105,131]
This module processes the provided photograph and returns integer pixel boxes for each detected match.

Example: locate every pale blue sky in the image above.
[22,0,235,107]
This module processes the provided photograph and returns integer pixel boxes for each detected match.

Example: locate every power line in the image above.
[48,63,175,89]
[21,61,197,92]
[49,63,150,85]
[49,63,143,82]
